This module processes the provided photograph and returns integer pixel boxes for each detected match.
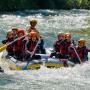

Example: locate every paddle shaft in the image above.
[23,38,41,69]
[7,35,27,46]
[31,39,41,58]
[0,34,27,52]
[71,41,82,64]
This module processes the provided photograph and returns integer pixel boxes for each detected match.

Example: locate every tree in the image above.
[74,0,82,9]
[65,0,73,9]
[37,0,55,9]
[81,0,88,9]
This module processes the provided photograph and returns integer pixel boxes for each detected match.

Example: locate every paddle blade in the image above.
[22,62,29,70]
[22,66,28,70]
[0,44,8,52]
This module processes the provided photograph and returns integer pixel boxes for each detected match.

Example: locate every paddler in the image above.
[27,19,46,53]
[27,19,37,32]
[2,31,14,57]
[63,32,75,57]
[11,27,18,39]
[25,31,46,61]
[27,19,40,38]
[13,29,26,61]
[50,32,66,58]
[64,32,75,46]
[50,32,75,59]
[69,38,90,64]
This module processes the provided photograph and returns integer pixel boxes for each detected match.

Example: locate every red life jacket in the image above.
[59,43,66,54]
[76,46,87,61]
[63,39,75,55]
[63,40,71,55]
[14,39,24,53]
[69,46,88,61]
[56,40,71,55]
[54,39,68,54]
[54,40,62,52]
[27,39,38,52]
[68,46,77,58]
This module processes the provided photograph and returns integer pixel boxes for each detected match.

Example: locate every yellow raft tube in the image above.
[1,54,66,70]
[0,51,74,70]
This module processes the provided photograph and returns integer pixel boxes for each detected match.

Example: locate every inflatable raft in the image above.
[1,54,74,70]
[0,49,75,70]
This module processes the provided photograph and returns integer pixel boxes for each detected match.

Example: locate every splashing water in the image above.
[0,10,90,90]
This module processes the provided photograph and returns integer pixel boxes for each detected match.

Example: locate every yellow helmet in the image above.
[65,32,71,39]
[30,19,37,24]
[78,38,86,46]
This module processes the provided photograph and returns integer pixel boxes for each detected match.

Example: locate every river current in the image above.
[0,9,90,90]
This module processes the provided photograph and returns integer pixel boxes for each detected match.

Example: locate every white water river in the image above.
[0,9,90,90]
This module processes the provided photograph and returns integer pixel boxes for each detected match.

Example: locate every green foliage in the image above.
[80,0,89,9]
[22,0,38,9]
[65,0,73,9]
[75,0,82,8]
[53,0,67,9]
[37,0,55,9]
[0,0,90,12]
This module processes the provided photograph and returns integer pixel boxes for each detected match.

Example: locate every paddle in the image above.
[23,38,41,70]
[0,44,8,52]
[71,41,82,64]
[0,35,27,52]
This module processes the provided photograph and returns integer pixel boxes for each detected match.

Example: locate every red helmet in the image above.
[29,31,38,37]
[17,29,25,35]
